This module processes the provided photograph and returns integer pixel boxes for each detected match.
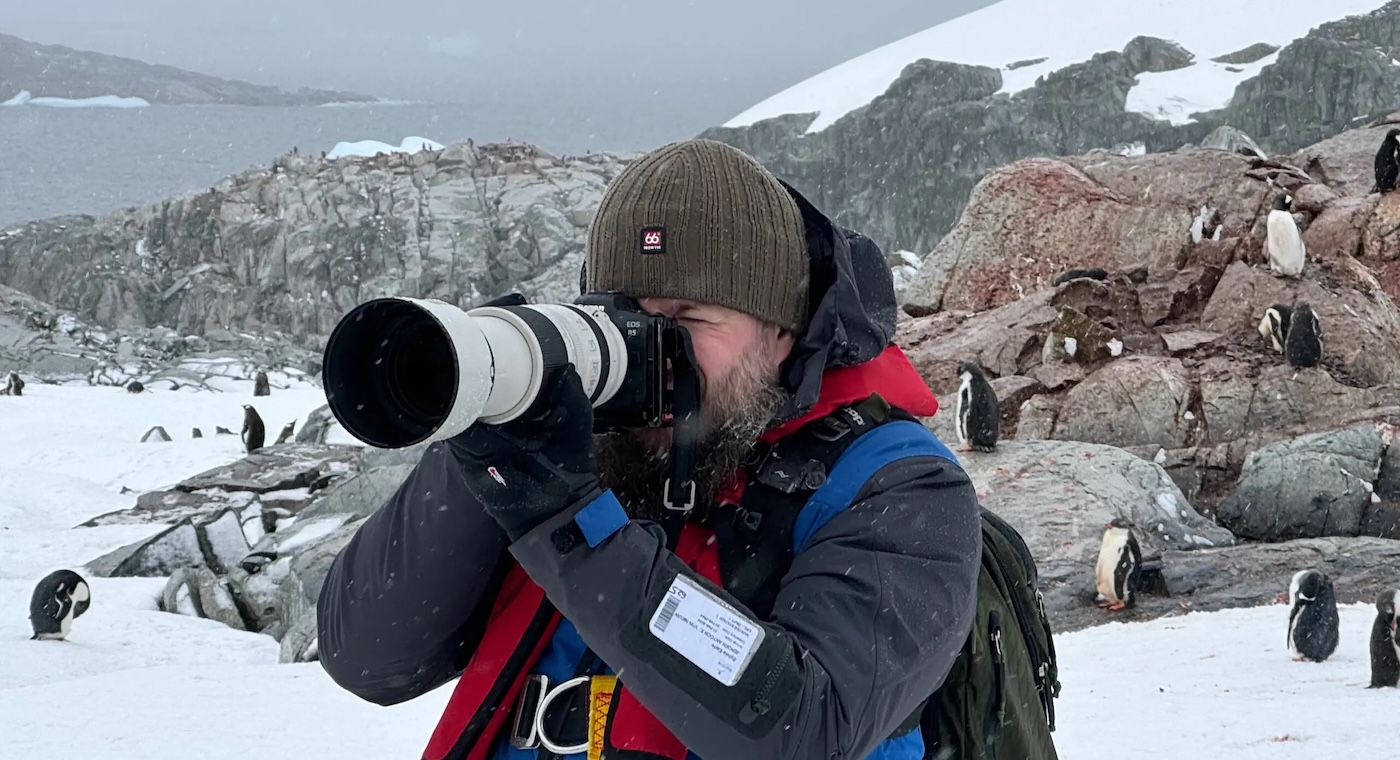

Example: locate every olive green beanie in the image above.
[585,138,810,332]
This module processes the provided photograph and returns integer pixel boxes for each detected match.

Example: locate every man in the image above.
[316,138,983,760]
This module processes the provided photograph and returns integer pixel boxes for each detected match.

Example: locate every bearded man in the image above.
[316,138,982,760]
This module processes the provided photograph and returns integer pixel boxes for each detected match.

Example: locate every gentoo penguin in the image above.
[1368,589,1399,688]
[1286,569,1340,662]
[1264,193,1306,277]
[274,420,295,445]
[241,404,266,453]
[126,380,145,393]
[1372,129,1400,194]
[1052,268,1108,286]
[954,361,999,453]
[29,569,91,641]
[1095,518,1143,611]
[1284,302,1323,368]
[4,370,24,396]
[1257,303,1292,353]
[253,370,271,397]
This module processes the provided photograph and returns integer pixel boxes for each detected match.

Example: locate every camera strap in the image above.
[660,324,701,552]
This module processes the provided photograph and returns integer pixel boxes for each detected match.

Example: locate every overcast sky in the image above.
[6,0,996,127]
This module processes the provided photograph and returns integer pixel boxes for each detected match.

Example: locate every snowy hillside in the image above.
[1,383,1397,758]
[726,0,1393,133]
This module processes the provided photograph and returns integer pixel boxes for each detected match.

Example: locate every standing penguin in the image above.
[1368,589,1399,688]
[1264,193,1306,277]
[954,361,999,453]
[241,404,266,453]
[1284,302,1323,368]
[1372,128,1400,194]
[29,569,91,641]
[1257,304,1291,354]
[1095,518,1143,611]
[253,370,271,397]
[1286,569,1340,662]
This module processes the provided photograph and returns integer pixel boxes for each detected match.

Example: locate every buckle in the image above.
[662,478,697,512]
[509,674,592,754]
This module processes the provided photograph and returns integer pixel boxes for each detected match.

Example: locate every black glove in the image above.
[446,364,600,541]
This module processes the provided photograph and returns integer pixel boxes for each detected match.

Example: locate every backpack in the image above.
[710,393,1061,760]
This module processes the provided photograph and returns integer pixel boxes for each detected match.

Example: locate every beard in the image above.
[594,350,787,522]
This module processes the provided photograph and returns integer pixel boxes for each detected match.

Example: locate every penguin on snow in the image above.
[1264,193,1305,277]
[954,361,999,453]
[1257,303,1291,354]
[1095,518,1146,612]
[1368,589,1399,688]
[1284,569,1339,663]
[1371,128,1400,194]
[242,404,266,453]
[29,569,91,641]
[1284,302,1323,369]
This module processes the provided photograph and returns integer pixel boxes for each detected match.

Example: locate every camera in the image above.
[320,292,691,449]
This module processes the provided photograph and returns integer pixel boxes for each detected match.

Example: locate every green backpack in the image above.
[717,393,1062,760]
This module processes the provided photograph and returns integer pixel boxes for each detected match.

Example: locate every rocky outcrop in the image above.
[0,283,320,385]
[0,143,633,346]
[0,32,374,106]
[702,2,1400,256]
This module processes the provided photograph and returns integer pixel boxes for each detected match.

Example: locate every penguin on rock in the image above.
[29,569,91,641]
[1257,303,1291,354]
[954,361,999,453]
[1284,302,1323,369]
[1371,128,1400,194]
[1095,518,1144,612]
[1264,192,1306,277]
[1284,569,1340,663]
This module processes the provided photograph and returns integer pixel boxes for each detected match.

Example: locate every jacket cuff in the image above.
[513,486,631,550]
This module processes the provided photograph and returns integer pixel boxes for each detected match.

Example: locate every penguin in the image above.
[29,569,91,641]
[1372,128,1400,194]
[3,370,24,396]
[1264,193,1306,277]
[126,380,145,393]
[1052,268,1108,286]
[1368,589,1400,688]
[954,361,999,453]
[1286,568,1340,662]
[1095,518,1143,611]
[241,404,266,453]
[253,370,271,397]
[1257,303,1292,353]
[1284,302,1323,368]
[274,420,295,445]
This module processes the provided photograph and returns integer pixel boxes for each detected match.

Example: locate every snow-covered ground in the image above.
[1,90,150,108]
[1,382,1395,757]
[726,0,1393,133]
[325,135,445,160]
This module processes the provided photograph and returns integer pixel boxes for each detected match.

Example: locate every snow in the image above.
[1,90,150,109]
[3,382,1397,757]
[325,136,445,160]
[725,0,1392,133]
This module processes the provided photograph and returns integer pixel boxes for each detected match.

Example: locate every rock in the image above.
[216,426,234,435]
[1052,357,1195,449]
[1199,126,1267,159]
[294,462,417,525]
[192,427,202,438]
[1211,43,1280,65]
[86,518,207,577]
[958,438,1234,629]
[1215,423,1396,541]
[294,404,335,444]
[1160,330,1221,354]
[1052,536,1400,633]
[274,521,360,664]
[195,507,251,575]
[141,425,171,443]
[1122,35,1195,74]
[159,567,248,631]
[0,145,634,345]
[1041,306,1119,365]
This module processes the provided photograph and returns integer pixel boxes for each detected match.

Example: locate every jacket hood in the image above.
[771,179,932,424]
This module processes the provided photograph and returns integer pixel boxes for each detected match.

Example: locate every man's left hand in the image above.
[447,364,601,541]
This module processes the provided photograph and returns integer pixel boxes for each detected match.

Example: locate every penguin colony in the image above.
[953,362,999,453]
[29,569,91,640]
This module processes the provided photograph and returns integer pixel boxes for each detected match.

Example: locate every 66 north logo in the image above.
[640,226,666,254]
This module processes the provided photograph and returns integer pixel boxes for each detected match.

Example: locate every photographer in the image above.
[316,138,982,760]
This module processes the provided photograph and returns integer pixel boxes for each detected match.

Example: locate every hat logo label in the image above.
[640,226,666,254]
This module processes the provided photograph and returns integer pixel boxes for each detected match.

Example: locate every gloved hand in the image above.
[446,363,600,541]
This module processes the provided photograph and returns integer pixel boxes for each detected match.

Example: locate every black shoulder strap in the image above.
[711,393,898,620]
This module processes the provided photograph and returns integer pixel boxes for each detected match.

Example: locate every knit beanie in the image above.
[585,138,810,333]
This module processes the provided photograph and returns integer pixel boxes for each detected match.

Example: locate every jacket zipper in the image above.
[746,639,794,718]
[979,514,1056,728]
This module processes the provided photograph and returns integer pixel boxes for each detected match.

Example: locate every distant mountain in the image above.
[0,32,377,106]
